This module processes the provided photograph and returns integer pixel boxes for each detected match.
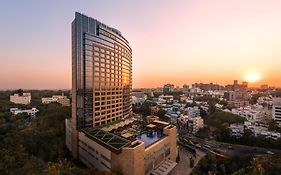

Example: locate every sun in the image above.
[244,71,261,83]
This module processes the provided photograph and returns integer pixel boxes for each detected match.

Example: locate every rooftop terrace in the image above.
[82,117,173,151]
[136,131,164,147]
[82,128,131,154]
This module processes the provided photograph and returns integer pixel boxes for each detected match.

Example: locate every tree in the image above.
[232,168,246,175]
[48,159,73,175]
[16,89,24,96]
[268,121,281,133]
[138,102,152,116]
[206,110,246,128]
[249,157,265,175]
[190,157,195,168]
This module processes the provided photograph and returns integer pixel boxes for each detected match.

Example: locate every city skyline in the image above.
[1,0,281,89]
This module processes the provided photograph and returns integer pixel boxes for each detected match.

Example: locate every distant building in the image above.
[10,93,31,105]
[230,122,280,140]
[177,115,189,126]
[177,115,204,134]
[42,94,70,106]
[146,115,159,123]
[229,123,244,137]
[242,81,248,88]
[191,83,224,91]
[179,94,188,103]
[190,87,203,93]
[132,91,147,105]
[225,90,250,108]
[225,80,247,91]
[163,84,174,94]
[158,95,174,103]
[272,98,281,125]
[166,111,181,125]
[257,96,272,106]
[144,89,154,98]
[180,106,200,118]
[151,106,160,115]
[226,90,250,101]
[245,122,281,140]
[227,100,249,108]
[10,107,39,117]
[183,84,189,90]
[231,105,271,122]
[260,84,269,90]
[188,116,204,134]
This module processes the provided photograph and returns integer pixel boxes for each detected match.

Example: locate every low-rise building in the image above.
[177,115,189,126]
[229,123,244,137]
[151,106,160,115]
[188,116,204,134]
[158,95,174,103]
[260,84,269,90]
[132,91,147,105]
[179,94,188,103]
[166,112,180,125]
[257,96,272,106]
[191,83,224,91]
[227,100,249,108]
[230,122,281,140]
[42,94,70,106]
[10,107,39,117]
[10,93,31,105]
[272,97,281,126]
[247,125,281,140]
[190,88,203,94]
[225,90,250,108]
[215,103,223,109]
[177,115,204,134]
[181,106,200,118]
[146,115,159,124]
[231,105,271,122]
[163,84,174,94]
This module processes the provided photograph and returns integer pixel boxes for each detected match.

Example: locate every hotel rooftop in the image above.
[66,116,177,175]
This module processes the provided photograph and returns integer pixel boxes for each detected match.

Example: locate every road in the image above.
[170,145,206,175]
[169,133,281,175]
[181,134,281,158]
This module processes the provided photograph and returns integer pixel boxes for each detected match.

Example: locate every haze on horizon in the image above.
[1,0,281,90]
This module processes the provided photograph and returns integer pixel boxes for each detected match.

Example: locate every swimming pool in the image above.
[136,132,164,147]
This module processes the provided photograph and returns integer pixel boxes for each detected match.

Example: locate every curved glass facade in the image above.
[72,12,132,129]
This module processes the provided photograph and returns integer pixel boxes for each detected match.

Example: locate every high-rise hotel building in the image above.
[72,12,132,129]
[71,12,132,156]
[66,13,177,175]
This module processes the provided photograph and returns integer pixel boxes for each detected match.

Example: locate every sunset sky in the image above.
[1,0,281,89]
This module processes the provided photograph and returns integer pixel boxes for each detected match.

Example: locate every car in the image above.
[266,150,274,155]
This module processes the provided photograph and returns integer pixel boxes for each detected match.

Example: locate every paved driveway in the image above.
[170,145,206,175]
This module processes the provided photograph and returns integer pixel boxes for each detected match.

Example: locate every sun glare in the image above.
[244,71,261,83]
